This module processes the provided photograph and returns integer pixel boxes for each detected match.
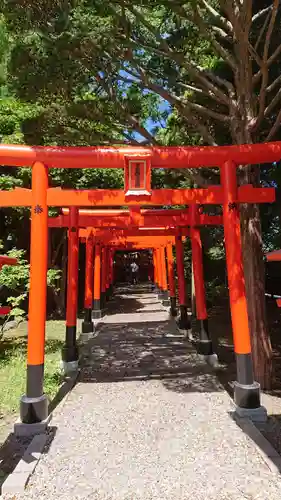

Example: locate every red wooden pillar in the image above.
[147,252,153,284]
[62,206,79,372]
[156,247,163,299]
[175,235,191,332]
[101,246,107,314]
[108,248,114,296]
[105,247,111,300]
[82,230,94,334]
[190,224,215,357]
[160,246,170,306]
[221,160,262,414]
[93,243,102,319]
[20,162,48,424]
[111,248,115,293]
[153,250,158,291]
[166,243,177,316]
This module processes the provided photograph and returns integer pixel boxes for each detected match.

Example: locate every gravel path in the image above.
[4,287,281,499]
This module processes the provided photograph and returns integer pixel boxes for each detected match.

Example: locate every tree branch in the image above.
[254,7,272,51]
[193,6,237,70]
[176,82,224,104]
[265,108,281,141]
[94,74,157,144]
[264,86,281,118]
[188,115,218,146]
[252,5,273,23]
[126,36,233,104]
[253,41,281,85]
[198,0,233,33]
[252,0,279,130]
[266,74,281,93]
[263,0,279,63]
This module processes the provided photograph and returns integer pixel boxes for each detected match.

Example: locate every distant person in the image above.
[130,261,139,284]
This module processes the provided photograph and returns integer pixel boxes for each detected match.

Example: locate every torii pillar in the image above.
[166,243,177,316]
[221,161,265,419]
[190,206,217,364]
[93,243,102,320]
[175,235,191,337]
[160,246,170,307]
[62,206,79,373]
[82,230,94,334]
[153,249,159,292]
[101,246,107,313]
[20,162,49,425]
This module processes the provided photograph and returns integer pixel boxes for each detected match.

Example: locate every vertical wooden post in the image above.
[62,206,79,373]
[20,162,48,424]
[175,235,191,333]
[82,230,94,334]
[105,247,111,301]
[221,160,263,415]
[108,248,114,297]
[101,246,107,313]
[156,247,163,300]
[190,224,216,358]
[153,250,158,291]
[160,246,170,306]
[166,243,177,316]
[93,243,102,319]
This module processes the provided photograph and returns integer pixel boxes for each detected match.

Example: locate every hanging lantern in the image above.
[124,156,151,198]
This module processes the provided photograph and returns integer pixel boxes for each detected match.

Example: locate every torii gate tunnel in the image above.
[0,141,279,430]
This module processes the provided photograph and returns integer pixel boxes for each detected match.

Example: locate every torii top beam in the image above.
[1,142,281,168]
[49,212,223,228]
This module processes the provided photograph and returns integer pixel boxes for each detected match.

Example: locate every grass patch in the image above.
[0,320,65,418]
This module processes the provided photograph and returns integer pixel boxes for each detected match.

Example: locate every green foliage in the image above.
[0,246,62,330]
[0,248,29,292]
[0,320,65,416]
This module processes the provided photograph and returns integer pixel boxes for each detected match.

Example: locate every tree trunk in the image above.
[239,165,273,390]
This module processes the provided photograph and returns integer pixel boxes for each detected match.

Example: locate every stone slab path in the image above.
[4,286,281,499]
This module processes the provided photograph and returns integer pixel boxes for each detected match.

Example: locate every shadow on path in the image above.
[80,315,224,393]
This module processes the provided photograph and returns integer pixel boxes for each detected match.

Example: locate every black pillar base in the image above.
[82,308,93,333]
[92,309,102,320]
[100,292,106,310]
[157,289,164,301]
[82,321,93,333]
[92,299,102,320]
[62,325,79,363]
[234,381,261,409]
[177,305,191,330]
[62,344,79,362]
[169,296,177,317]
[233,352,261,408]
[161,290,170,307]
[197,339,214,355]
[106,288,110,301]
[198,319,214,355]
[20,394,48,424]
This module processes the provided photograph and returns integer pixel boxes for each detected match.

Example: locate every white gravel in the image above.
[4,289,281,500]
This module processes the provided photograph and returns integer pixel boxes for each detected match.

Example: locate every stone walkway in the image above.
[5,286,281,499]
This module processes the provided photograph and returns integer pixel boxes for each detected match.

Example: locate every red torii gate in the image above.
[49,207,222,352]
[0,142,278,431]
